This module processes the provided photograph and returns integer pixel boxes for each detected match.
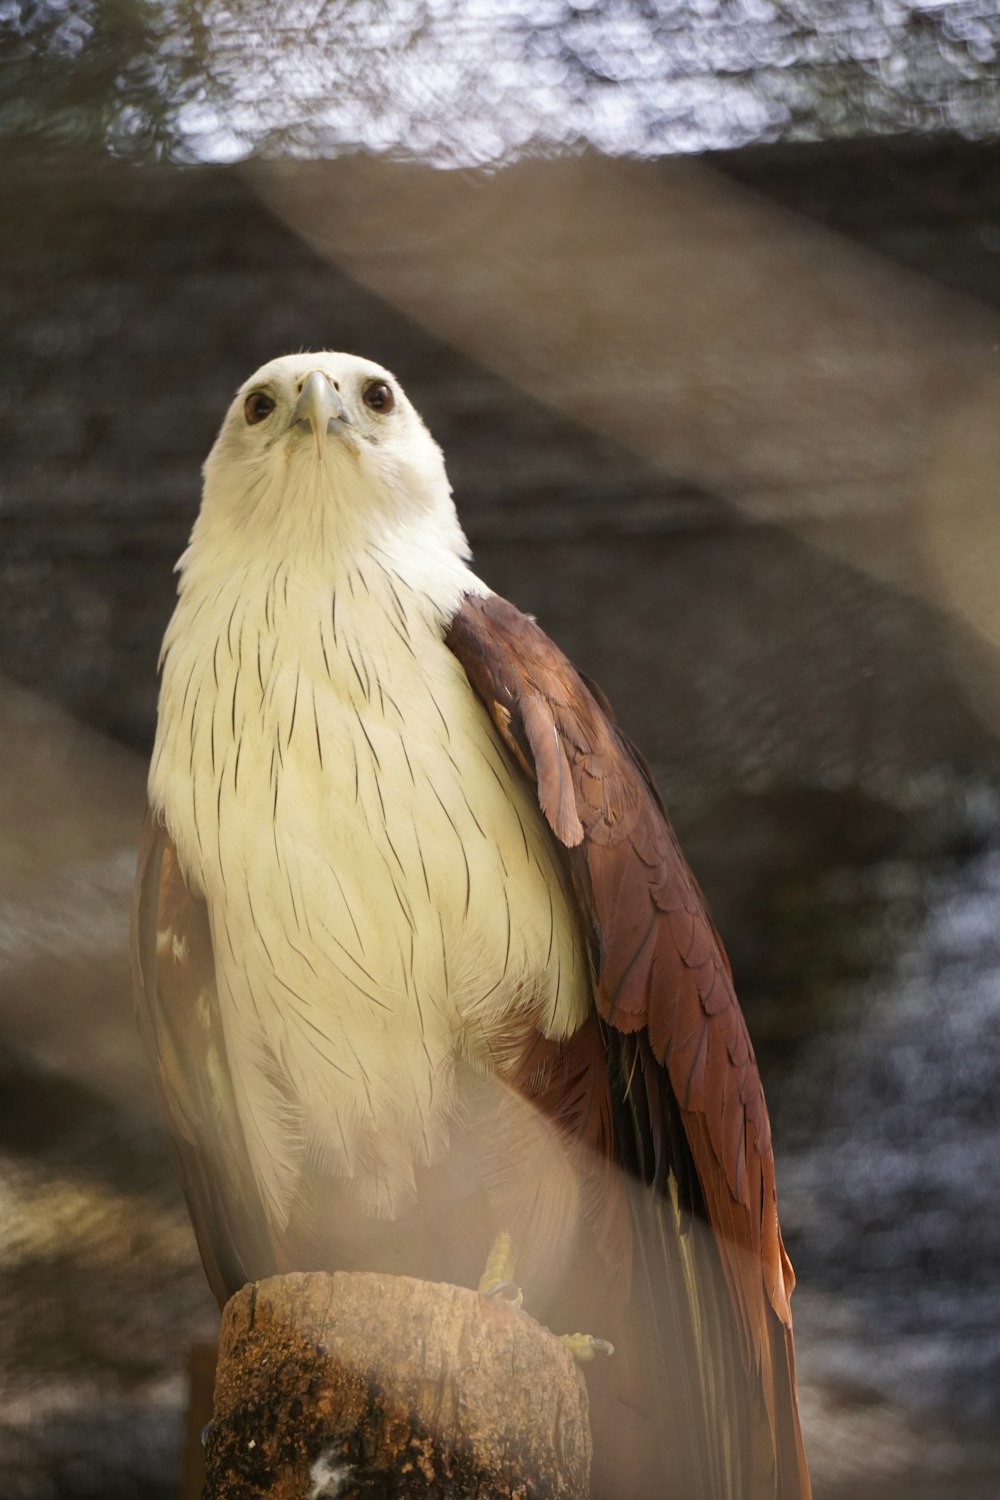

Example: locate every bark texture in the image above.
[203,1271,592,1499]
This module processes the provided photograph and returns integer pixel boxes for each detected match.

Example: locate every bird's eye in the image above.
[362,380,395,414]
[244,391,276,425]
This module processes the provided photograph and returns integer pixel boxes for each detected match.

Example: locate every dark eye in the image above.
[244,390,276,425]
[362,380,395,414]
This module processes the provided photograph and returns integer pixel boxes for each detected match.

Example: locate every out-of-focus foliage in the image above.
[2,0,1000,165]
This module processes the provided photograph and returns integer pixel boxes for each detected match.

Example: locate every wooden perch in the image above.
[202,1270,592,1499]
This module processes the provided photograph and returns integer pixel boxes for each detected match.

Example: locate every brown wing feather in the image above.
[131,805,278,1305]
[447,591,810,1500]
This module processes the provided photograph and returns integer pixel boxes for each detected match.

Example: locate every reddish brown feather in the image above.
[447,591,810,1500]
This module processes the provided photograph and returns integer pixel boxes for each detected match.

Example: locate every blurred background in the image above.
[3,2,1000,1496]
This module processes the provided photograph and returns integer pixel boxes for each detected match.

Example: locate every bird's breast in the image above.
[150,567,588,1224]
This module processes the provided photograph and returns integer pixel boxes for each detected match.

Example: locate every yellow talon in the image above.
[561,1333,615,1363]
[478,1230,523,1307]
[478,1234,612,1357]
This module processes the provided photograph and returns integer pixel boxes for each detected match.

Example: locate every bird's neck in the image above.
[166,503,482,667]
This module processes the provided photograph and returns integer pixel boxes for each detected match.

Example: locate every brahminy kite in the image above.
[132,353,810,1499]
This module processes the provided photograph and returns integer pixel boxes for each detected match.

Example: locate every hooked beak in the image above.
[292,371,351,460]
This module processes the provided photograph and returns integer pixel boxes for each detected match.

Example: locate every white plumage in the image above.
[149,352,588,1226]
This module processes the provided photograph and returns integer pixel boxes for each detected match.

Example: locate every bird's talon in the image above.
[480,1278,524,1307]
[478,1229,518,1299]
[561,1332,615,1363]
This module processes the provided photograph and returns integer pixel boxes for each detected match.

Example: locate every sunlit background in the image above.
[2,3,1000,1497]
[7,0,1000,160]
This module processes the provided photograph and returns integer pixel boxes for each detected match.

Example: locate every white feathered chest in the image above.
[150,544,588,1225]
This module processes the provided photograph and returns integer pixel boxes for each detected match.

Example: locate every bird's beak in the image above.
[292,371,351,460]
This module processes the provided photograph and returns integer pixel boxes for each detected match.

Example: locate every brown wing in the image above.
[447,591,810,1500]
[131,805,278,1305]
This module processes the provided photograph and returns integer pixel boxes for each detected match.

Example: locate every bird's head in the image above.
[197,352,461,559]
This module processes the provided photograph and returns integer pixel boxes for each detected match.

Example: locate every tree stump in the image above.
[203,1271,592,1499]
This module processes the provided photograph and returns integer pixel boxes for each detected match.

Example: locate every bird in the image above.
[132,351,811,1499]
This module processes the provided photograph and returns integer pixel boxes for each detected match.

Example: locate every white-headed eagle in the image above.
[132,353,810,1499]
